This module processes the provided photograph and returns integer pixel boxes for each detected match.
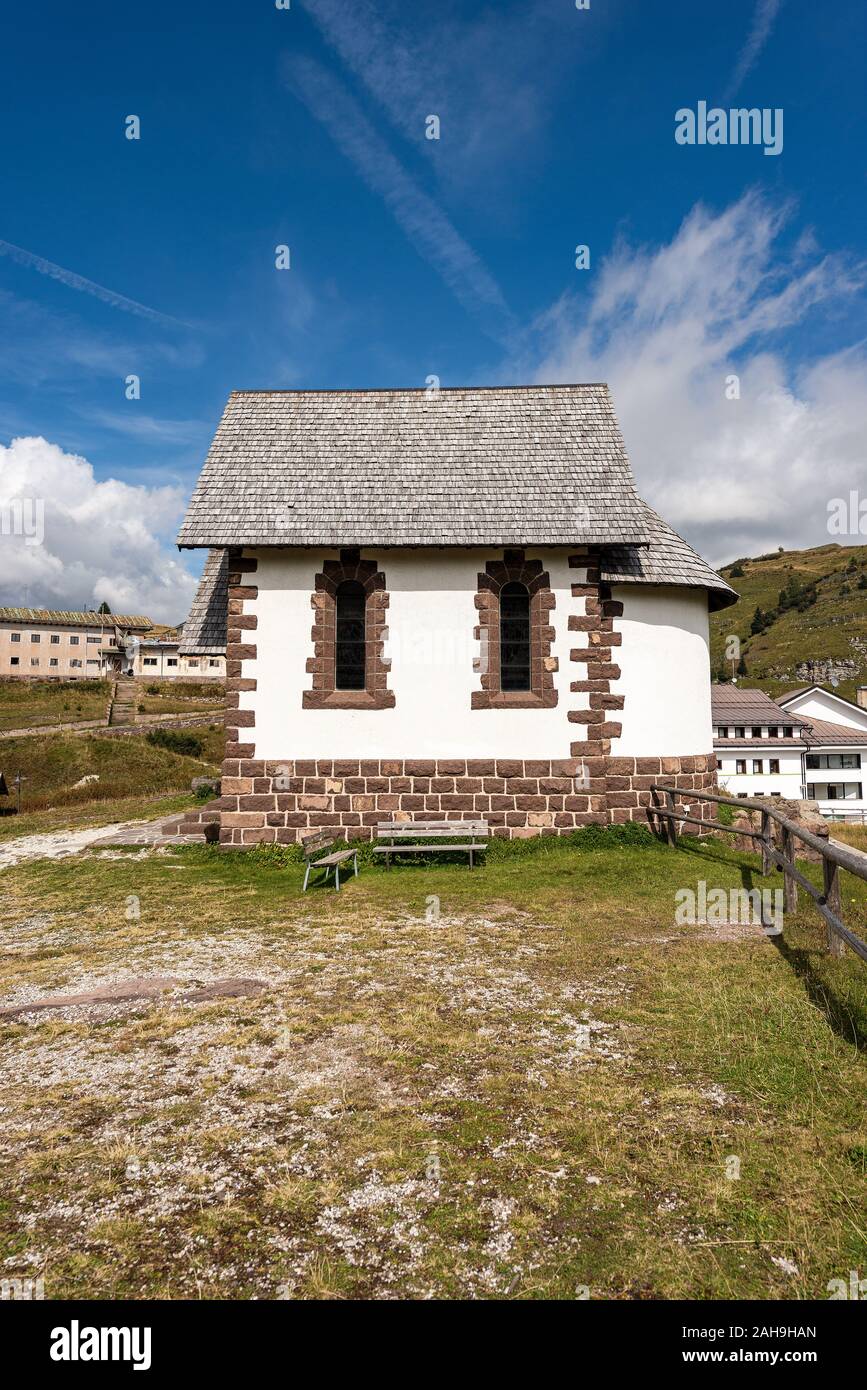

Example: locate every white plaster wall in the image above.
[243,551,716,762]
[247,548,575,760]
[784,690,867,732]
[716,748,805,798]
[610,585,712,757]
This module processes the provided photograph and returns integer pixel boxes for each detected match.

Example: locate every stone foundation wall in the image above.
[217,753,718,845]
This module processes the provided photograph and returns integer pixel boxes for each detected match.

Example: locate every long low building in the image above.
[0,608,225,681]
[713,683,867,822]
[0,608,153,679]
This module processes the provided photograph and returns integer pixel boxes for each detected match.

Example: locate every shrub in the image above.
[145,729,204,758]
[487,821,656,860]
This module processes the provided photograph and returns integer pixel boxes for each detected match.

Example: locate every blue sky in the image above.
[1,0,865,619]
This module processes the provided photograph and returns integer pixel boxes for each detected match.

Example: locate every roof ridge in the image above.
[227,382,611,395]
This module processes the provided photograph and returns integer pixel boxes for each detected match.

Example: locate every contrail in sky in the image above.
[726,0,784,98]
[0,237,188,327]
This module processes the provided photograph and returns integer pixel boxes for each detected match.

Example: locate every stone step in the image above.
[161,799,223,843]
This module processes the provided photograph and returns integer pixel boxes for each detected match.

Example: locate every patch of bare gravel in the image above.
[0,904,639,1298]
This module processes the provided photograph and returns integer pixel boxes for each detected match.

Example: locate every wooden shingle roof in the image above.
[177,385,652,549]
[178,549,228,655]
[599,506,736,611]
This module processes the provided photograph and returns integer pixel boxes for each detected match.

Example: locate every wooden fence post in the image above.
[665,789,678,846]
[822,858,845,957]
[780,824,798,913]
[760,810,772,876]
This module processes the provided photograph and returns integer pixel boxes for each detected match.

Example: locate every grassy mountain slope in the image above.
[709,543,867,702]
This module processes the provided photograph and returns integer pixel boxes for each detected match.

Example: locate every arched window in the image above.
[499,581,531,691]
[335,580,366,690]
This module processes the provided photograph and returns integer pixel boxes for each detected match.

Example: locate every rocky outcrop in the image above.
[729,797,828,862]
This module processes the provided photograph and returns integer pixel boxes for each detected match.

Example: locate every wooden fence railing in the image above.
[650,784,867,965]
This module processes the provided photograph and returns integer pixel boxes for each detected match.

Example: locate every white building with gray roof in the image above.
[178,383,736,845]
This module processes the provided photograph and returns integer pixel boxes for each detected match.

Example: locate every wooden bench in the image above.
[373,820,489,869]
[301,830,359,892]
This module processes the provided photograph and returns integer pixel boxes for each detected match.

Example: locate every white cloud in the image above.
[0,435,197,622]
[517,191,867,564]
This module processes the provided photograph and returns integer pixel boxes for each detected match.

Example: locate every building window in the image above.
[752,759,763,774]
[143,657,157,666]
[86,659,99,665]
[167,658,178,667]
[49,658,58,667]
[735,726,745,738]
[808,782,862,801]
[50,634,60,644]
[10,632,20,642]
[70,659,82,668]
[499,582,531,691]
[10,656,19,666]
[335,580,367,690]
[30,633,40,643]
[87,636,100,644]
[70,635,79,645]
[769,759,780,774]
[303,551,395,710]
[208,658,219,668]
[736,759,747,774]
[784,725,793,738]
[807,752,861,771]
[188,659,199,668]
[30,658,39,666]
[472,549,558,709]
[751,726,762,739]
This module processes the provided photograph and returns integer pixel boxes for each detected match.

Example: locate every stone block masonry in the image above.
[217,754,718,845]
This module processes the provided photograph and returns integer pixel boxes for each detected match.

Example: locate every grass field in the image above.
[829,824,867,853]
[0,679,110,732]
[0,726,223,816]
[0,829,864,1300]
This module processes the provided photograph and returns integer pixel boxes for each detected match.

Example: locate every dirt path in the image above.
[0,818,172,869]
